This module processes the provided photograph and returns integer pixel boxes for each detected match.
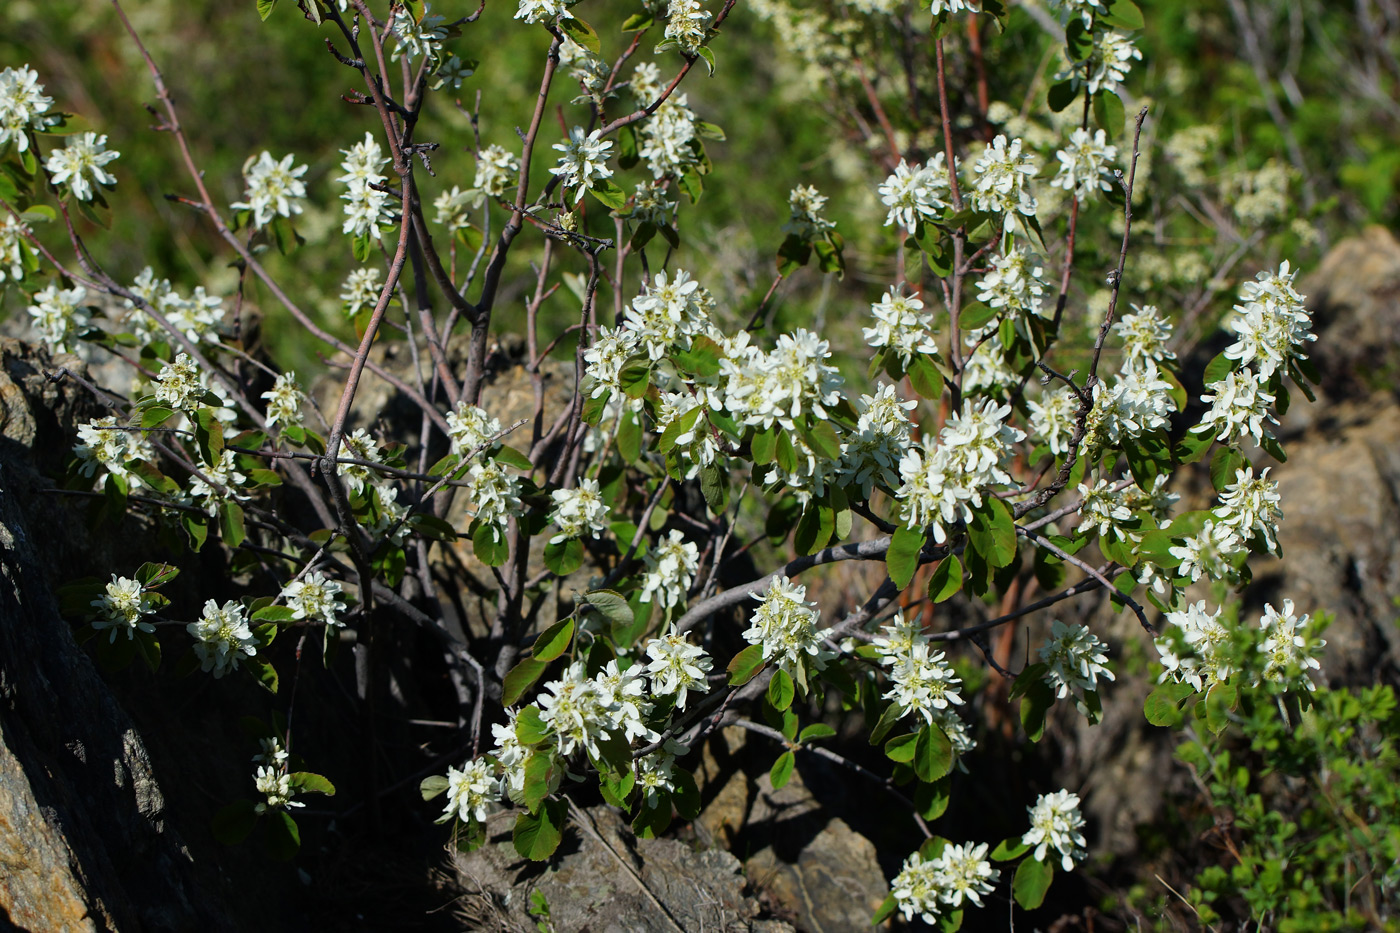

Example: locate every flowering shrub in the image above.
[2,0,1338,925]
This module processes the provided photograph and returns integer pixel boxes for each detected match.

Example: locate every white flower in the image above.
[446,402,501,458]
[254,765,303,810]
[74,417,153,480]
[1168,519,1244,583]
[629,182,677,225]
[1156,600,1234,692]
[929,0,983,13]
[281,571,347,628]
[252,737,289,767]
[932,842,999,908]
[337,132,393,239]
[442,758,500,823]
[490,710,528,796]
[976,247,1048,321]
[583,325,642,397]
[550,127,613,205]
[862,286,939,364]
[625,268,710,360]
[388,2,447,64]
[885,642,964,724]
[152,353,207,412]
[1047,0,1103,28]
[665,0,712,54]
[638,95,699,179]
[231,151,308,229]
[636,750,678,805]
[262,371,304,430]
[743,576,834,682]
[969,135,1038,221]
[91,575,157,642]
[1052,127,1118,200]
[1084,361,1177,448]
[27,283,89,353]
[538,662,613,758]
[474,143,520,200]
[837,384,916,498]
[1215,466,1283,555]
[1222,261,1314,379]
[549,477,609,543]
[1022,789,1087,871]
[1114,304,1176,372]
[1256,599,1324,692]
[45,133,120,202]
[515,0,572,24]
[0,213,29,284]
[1077,477,1132,538]
[336,428,385,495]
[187,448,248,515]
[644,630,712,709]
[640,530,700,609]
[890,851,945,925]
[186,599,257,677]
[1197,369,1277,447]
[465,460,522,540]
[340,267,382,317]
[783,184,835,238]
[0,65,57,153]
[593,659,656,744]
[1085,31,1142,96]
[1038,620,1115,709]
[1027,385,1079,457]
[722,328,844,431]
[877,156,951,228]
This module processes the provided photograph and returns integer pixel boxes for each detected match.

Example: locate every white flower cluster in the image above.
[1168,519,1244,583]
[837,385,915,498]
[625,268,711,360]
[583,325,641,397]
[91,575,157,642]
[1113,304,1176,373]
[0,213,28,284]
[389,2,447,65]
[1022,789,1087,870]
[644,630,713,709]
[465,460,522,542]
[548,477,609,542]
[970,135,1038,222]
[873,613,965,726]
[153,353,209,412]
[46,132,120,202]
[1215,466,1282,555]
[1051,127,1118,200]
[124,266,226,345]
[783,184,835,239]
[895,399,1025,542]
[722,329,844,431]
[656,390,721,480]
[665,0,711,54]
[187,448,248,516]
[628,182,676,225]
[187,599,257,677]
[337,428,386,496]
[446,402,501,458]
[231,150,308,229]
[1076,476,1132,539]
[254,765,303,810]
[1255,599,1324,692]
[1027,385,1079,457]
[1155,600,1235,692]
[515,0,572,24]
[550,127,613,204]
[539,660,651,758]
[639,529,699,609]
[473,144,520,203]
[442,758,499,823]
[976,247,1048,322]
[337,132,393,239]
[890,842,999,926]
[877,156,951,229]
[1085,31,1142,96]
[281,571,347,628]
[862,287,939,364]
[1038,619,1115,714]
[743,575,834,682]
[1083,360,1176,450]
[1047,0,1103,28]
[27,283,90,353]
[639,94,700,179]
[261,371,304,430]
[1198,369,1278,447]
[928,0,983,14]
[340,267,382,316]
[0,64,58,153]
[74,417,153,480]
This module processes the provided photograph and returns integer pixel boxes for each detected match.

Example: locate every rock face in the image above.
[0,344,232,931]
[452,804,794,933]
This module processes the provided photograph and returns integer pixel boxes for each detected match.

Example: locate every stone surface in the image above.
[453,805,793,933]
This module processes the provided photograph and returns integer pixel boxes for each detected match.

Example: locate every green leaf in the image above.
[287,772,336,796]
[256,0,279,21]
[581,589,633,631]
[494,445,534,470]
[1019,678,1055,742]
[872,893,898,926]
[248,656,278,693]
[621,11,654,31]
[1013,857,1054,909]
[420,774,450,801]
[803,419,841,460]
[769,750,796,790]
[991,837,1031,861]
[521,751,556,813]
[1093,90,1126,140]
[1100,0,1145,30]
[751,426,777,465]
[250,604,295,624]
[798,723,836,745]
[220,501,246,548]
[767,669,795,710]
[727,644,766,686]
[141,406,175,428]
[588,176,629,211]
[543,536,585,576]
[699,463,727,513]
[513,798,566,861]
[884,732,917,763]
[472,522,508,566]
[410,514,458,542]
[532,617,576,663]
[927,555,962,603]
[211,800,259,845]
[617,408,642,464]
[1202,351,1232,388]
[695,45,715,76]
[265,810,301,861]
[658,406,701,455]
[914,724,953,783]
[1048,79,1078,113]
[868,701,904,745]
[1144,681,1194,727]
[582,389,611,426]
[1176,428,1213,465]
[907,354,944,400]
[1205,682,1238,735]
[619,358,650,399]
[776,232,811,275]
[1210,445,1245,493]
[887,525,925,591]
[182,513,208,552]
[915,775,951,821]
[502,657,548,706]
[968,498,1017,569]
[135,561,179,587]
[672,767,701,819]
[793,503,834,556]
[959,301,998,331]
[559,16,600,52]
